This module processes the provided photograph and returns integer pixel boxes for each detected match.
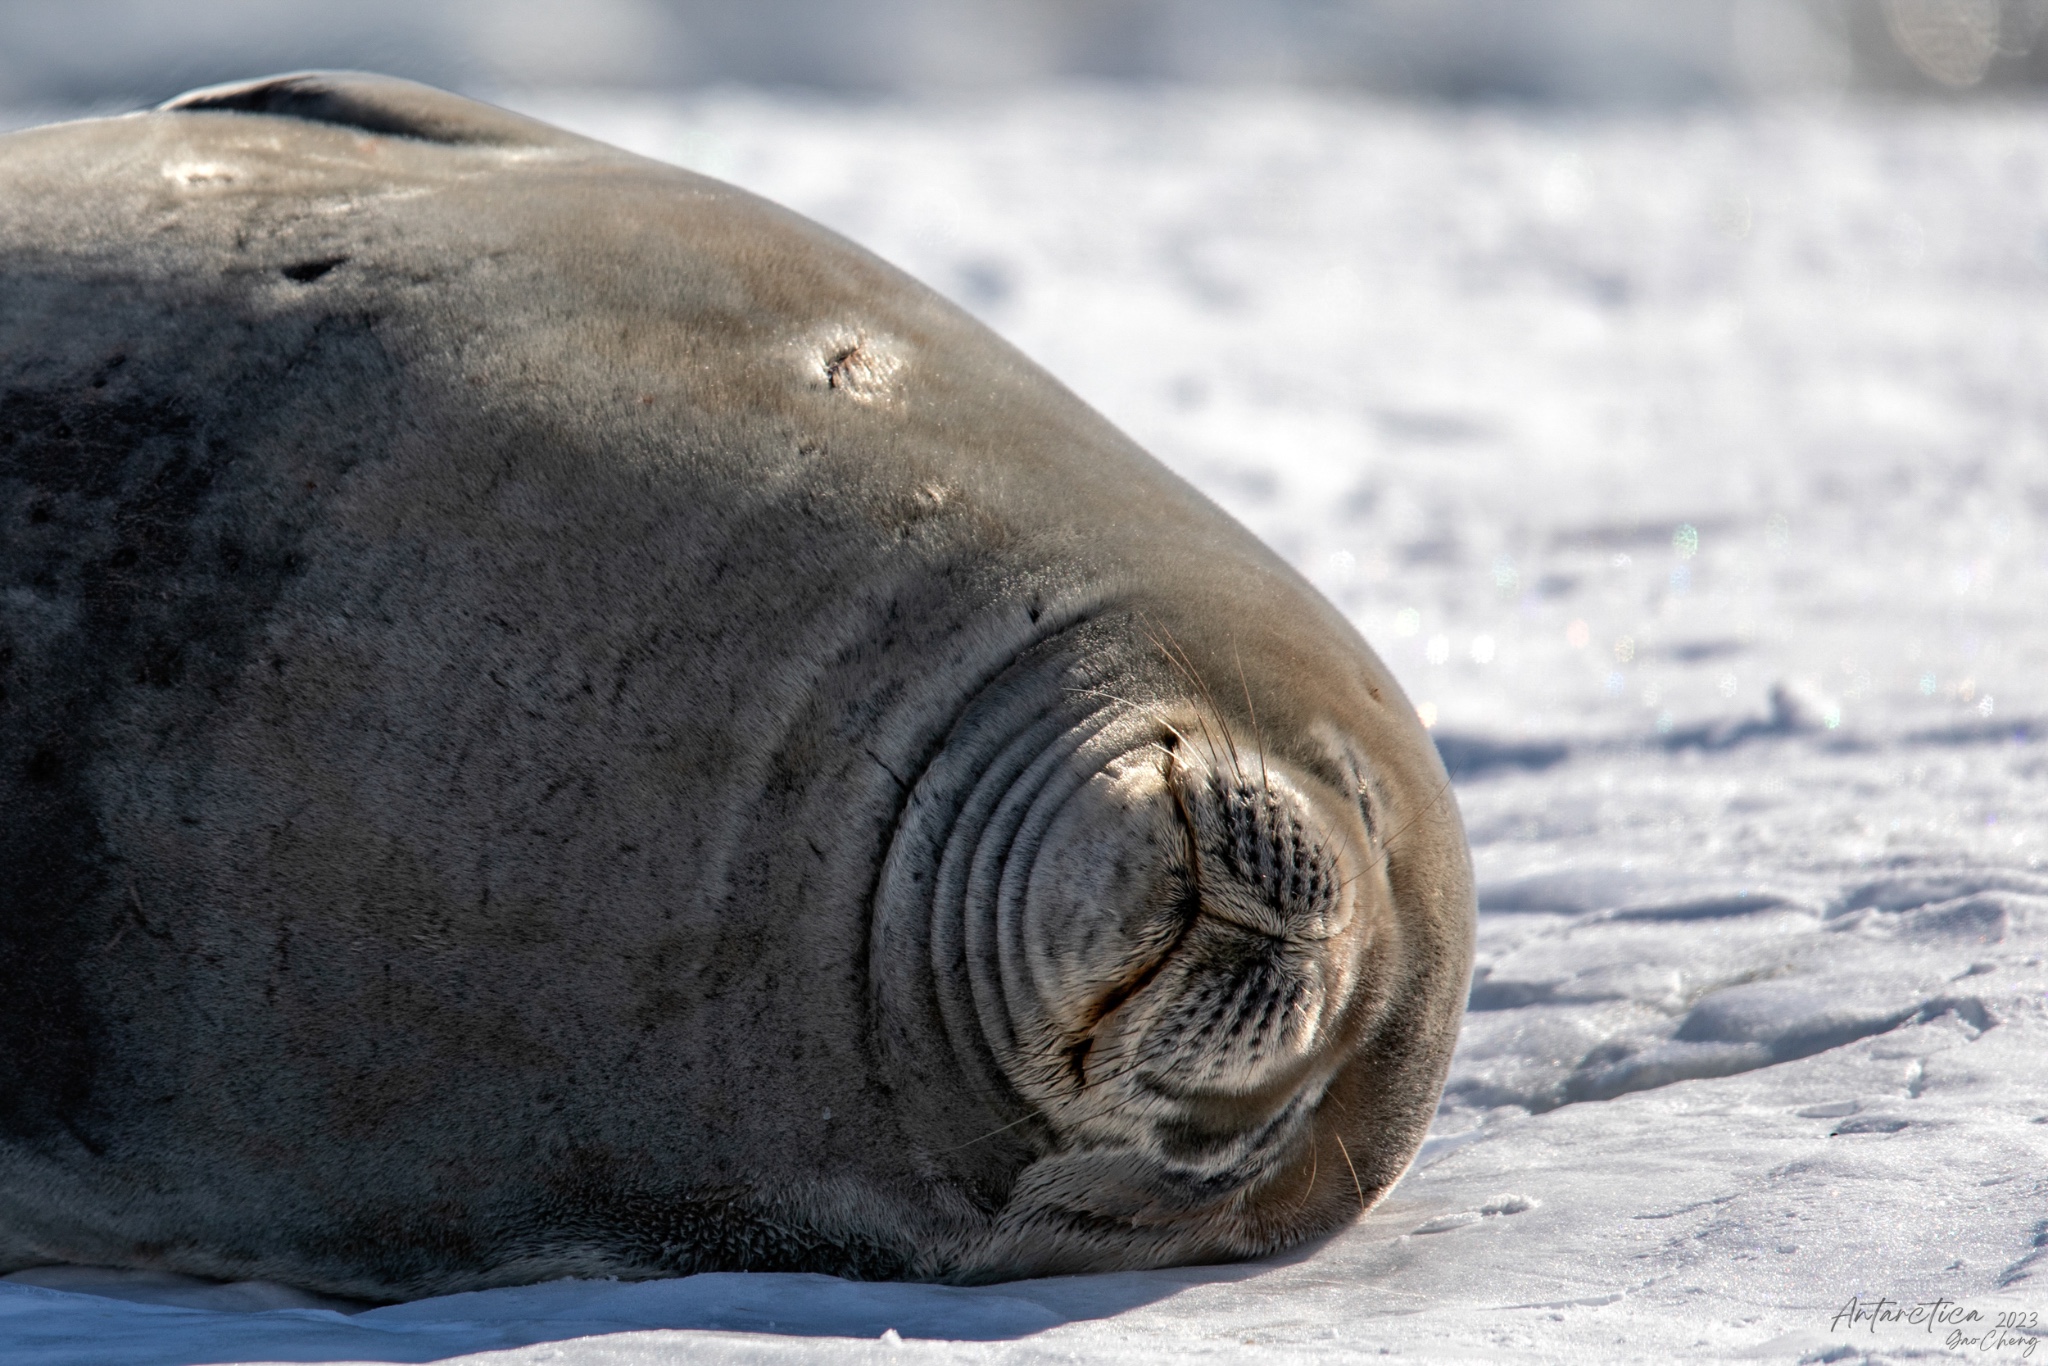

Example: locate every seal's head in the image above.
[1030,726,1381,1144]
[875,624,1469,1281]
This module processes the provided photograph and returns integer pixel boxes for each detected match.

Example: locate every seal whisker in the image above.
[960,1035,1170,1145]
[1060,685,1199,753]
[1372,771,1458,861]
[1232,640,1271,795]
[927,1107,1045,1156]
[1287,1132,1323,1224]
[1333,1130,1368,1216]
[1144,621,1246,786]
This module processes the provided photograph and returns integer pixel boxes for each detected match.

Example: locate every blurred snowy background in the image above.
[3,0,2048,107]
[6,3,2048,1363]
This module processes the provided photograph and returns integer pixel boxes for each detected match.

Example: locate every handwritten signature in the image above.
[1831,1296,2039,1357]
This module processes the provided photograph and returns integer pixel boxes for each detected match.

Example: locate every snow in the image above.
[6,86,2048,1363]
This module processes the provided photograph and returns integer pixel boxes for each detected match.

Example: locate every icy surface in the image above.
[5,88,2048,1363]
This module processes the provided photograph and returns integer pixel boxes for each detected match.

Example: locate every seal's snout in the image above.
[1016,724,1382,1166]
[1130,755,1373,1101]
[1180,770,1352,944]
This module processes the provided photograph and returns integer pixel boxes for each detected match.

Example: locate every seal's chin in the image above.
[1008,728,1385,1199]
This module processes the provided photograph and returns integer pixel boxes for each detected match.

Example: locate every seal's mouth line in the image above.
[1064,883,1196,1085]
[1060,730,1264,1080]
[1193,902,1343,945]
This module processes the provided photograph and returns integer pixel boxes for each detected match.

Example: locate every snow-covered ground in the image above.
[6,87,2048,1364]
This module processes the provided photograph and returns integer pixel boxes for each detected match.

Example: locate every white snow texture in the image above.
[4,88,2047,1364]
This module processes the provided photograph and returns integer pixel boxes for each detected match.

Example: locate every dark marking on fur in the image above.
[0,306,401,1148]
[281,257,348,283]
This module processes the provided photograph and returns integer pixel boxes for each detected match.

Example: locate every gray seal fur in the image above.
[0,73,1474,1299]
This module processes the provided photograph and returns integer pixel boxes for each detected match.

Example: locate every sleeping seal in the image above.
[0,72,1474,1299]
